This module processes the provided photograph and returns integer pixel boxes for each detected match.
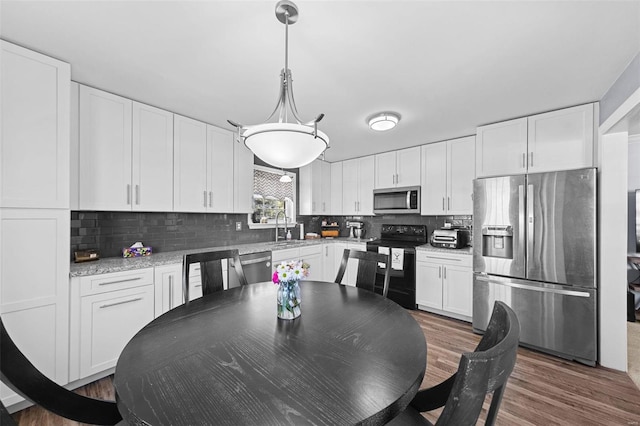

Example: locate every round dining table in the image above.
[114,281,427,425]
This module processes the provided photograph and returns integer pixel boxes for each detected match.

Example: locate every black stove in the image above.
[366,224,428,309]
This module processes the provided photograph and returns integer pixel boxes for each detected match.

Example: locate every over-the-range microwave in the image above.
[373,186,420,215]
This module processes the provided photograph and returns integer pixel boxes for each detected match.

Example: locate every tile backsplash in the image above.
[71,211,472,260]
[70,211,273,259]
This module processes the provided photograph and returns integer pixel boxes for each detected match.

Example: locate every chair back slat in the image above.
[182,249,248,303]
[334,249,391,298]
[0,318,122,425]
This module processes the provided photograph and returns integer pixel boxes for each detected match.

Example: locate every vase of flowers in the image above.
[273,260,309,320]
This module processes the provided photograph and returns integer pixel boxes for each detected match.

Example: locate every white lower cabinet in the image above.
[416,251,473,322]
[333,241,366,287]
[272,245,324,280]
[70,268,155,381]
[321,244,337,282]
[154,264,183,316]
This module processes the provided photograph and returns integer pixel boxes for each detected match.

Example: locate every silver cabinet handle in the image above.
[522,153,526,169]
[529,151,533,167]
[438,266,441,278]
[426,256,461,261]
[203,190,207,207]
[127,184,131,205]
[443,266,447,279]
[447,197,450,211]
[135,184,140,205]
[209,191,212,207]
[442,197,445,211]
[99,277,142,286]
[100,297,143,309]
[194,284,202,288]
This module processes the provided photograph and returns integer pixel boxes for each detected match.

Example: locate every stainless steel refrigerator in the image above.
[473,168,597,365]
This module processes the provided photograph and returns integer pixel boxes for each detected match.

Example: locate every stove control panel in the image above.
[380,224,427,243]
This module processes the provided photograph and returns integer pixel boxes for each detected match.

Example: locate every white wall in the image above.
[598,131,629,370]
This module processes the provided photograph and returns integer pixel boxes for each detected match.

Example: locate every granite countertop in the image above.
[416,244,473,255]
[69,237,373,277]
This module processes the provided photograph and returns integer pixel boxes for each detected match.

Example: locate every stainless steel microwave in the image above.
[373,186,421,215]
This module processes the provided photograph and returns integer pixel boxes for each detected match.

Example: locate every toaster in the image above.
[430,229,470,249]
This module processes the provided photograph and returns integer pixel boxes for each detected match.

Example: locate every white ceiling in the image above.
[1,0,639,162]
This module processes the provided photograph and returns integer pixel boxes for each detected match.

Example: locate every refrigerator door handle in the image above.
[475,275,591,297]
[527,184,534,268]
[518,184,526,267]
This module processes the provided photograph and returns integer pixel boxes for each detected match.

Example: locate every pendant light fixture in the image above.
[228,0,329,169]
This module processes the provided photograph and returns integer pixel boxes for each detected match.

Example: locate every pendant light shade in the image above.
[228,0,329,169]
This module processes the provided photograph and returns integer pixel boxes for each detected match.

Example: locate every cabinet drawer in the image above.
[416,251,472,267]
[300,245,322,257]
[79,268,154,296]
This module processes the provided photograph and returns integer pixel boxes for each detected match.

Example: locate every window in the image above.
[248,165,296,228]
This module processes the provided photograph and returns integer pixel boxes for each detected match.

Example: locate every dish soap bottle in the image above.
[286,230,292,240]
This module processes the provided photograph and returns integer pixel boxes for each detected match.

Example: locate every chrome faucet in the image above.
[275,210,288,242]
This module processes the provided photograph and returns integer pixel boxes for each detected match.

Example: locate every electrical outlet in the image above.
[235,222,242,231]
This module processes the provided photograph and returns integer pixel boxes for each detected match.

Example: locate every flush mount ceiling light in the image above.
[228,0,329,169]
[368,112,400,131]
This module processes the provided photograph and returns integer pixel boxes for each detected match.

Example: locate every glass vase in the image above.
[277,280,301,320]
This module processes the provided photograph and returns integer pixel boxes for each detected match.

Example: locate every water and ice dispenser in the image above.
[481,225,513,259]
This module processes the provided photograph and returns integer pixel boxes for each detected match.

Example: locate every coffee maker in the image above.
[346,220,365,239]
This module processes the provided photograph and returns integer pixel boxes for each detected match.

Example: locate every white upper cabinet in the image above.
[421,136,475,215]
[208,126,234,213]
[132,102,174,211]
[527,103,594,173]
[374,147,421,189]
[1,41,70,209]
[330,162,343,215]
[342,156,374,216]
[173,115,208,212]
[476,103,595,177]
[78,86,174,211]
[475,117,527,178]
[79,85,133,210]
[299,160,331,215]
[233,137,254,213]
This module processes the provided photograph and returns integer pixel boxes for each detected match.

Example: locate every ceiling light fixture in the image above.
[368,112,400,131]
[228,0,329,169]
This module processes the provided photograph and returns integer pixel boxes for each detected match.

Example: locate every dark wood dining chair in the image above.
[182,249,248,303]
[388,301,520,426]
[334,249,391,298]
[0,317,123,425]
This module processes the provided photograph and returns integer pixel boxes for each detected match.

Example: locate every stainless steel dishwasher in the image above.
[228,251,272,287]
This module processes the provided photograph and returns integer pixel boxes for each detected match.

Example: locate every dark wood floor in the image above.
[11,310,640,425]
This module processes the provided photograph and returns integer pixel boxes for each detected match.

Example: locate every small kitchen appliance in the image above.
[346,220,365,239]
[373,186,420,215]
[430,228,470,249]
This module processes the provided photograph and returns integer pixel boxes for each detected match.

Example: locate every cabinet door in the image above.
[173,115,208,212]
[358,156,375,215]
[154,264,183,316]
[300,248,323,281]
[311,161,323,214]
[447,136,475,215]
[1,41,70,209]
[416,261,443,310]
[298,162,313,215]
[0,208,70,406]
[320,160,332,214]
[330,162,343,215]
[272,248,301,272]
[79,285,154,378]
[442,265,473,318]
[342,159,359,215]
[345,243,366,287]
[79,85,132,210]
[208,126,235,212]
[333,243,349,285]
[132,102,174,212]
[396,146,421,187]
[476,118,527,178]
[322,244,337,282]
[421,142,447,215]
[374,151,397,189]
[234,139,254,213]
[527,103,594,173]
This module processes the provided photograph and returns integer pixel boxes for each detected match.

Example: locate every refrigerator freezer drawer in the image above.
[473,274,597,364]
